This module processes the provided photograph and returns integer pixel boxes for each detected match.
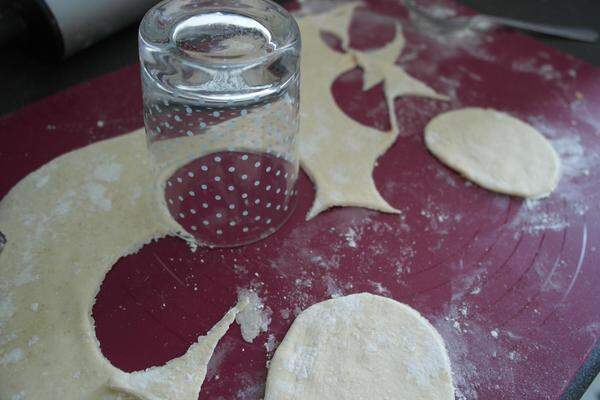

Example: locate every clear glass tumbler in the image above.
[139,0,301,247]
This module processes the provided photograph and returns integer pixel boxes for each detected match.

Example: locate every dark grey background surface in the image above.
[1,0,599,398]
[1,0,599,116]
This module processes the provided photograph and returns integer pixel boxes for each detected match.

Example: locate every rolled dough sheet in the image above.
[264,293,454,400]
[0,3,451,398]
[0,130,246,400]
[424,107,561,198]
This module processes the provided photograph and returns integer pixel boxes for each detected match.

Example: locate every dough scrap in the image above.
[0,130,245,400]
[109,298,248,400]
[264,293,454,400]
[235,288,272,343]
[297,4,448,219]
[425,107,561,198]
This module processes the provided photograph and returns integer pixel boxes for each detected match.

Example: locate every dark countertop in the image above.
[1,0,599,117]
[1,1,598,398]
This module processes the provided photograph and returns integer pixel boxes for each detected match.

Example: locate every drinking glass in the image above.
[139,0,301,247]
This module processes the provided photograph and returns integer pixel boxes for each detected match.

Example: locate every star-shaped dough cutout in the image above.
[311,2,358,49]
[353,34,449,133]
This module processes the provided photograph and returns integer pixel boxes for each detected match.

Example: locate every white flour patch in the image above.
[264,333,278,353]
[233,264,249,276]
[398,43,427,64]
[323,274,344,298]
[27,336,39,347]
[10,391,25,400]
[552,135,593,180]
[451,259,491,302]
[93,163,123,183]
[129,186,143,205]
[309,253,341,270]
[286,345,318,380]
[396,212,412,233]
[54,190,76,217]
[394,244,416,278]
[294,277,312,289]
[343,227,359,248]
[511,58,561,81]
[366,216,397,235]
[457,65,482,82]
[15,222,45,287]
[0,332,17,348]
[369,281,391,296]
[570,97,600,133]
[524,125,598,217]
[526,114,562,139]
[235,372,265,400]
[510,199,568,235]
[433,297,520,400]
[437,76,461,101]
[401,0,494,66]
[420,197,462,235]
[507,350,520,362]
[235,288,272,343]
[443,301,471,334]
[432,165,459,188]
[571,201,589,217]
[331,170,352,185]
[0,348,24,365]
[35,175,49,188]
[0,294,16,330]
[432,308,483,399]
[422,3,456,18]
[85,183,112,211]
[206,338,235,381]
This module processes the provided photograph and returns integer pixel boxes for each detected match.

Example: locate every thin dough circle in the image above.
[425,107,560,198]
[264,293,454,400]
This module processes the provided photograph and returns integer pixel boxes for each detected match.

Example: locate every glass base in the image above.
[164,150,299,247]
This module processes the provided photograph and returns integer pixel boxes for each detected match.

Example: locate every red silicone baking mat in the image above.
[1,0,599,398]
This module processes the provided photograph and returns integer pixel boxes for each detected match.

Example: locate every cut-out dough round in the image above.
[425,107,561,198]
[264,293,454,400]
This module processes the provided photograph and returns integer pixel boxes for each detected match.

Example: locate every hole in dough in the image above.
[93,236,234,372]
